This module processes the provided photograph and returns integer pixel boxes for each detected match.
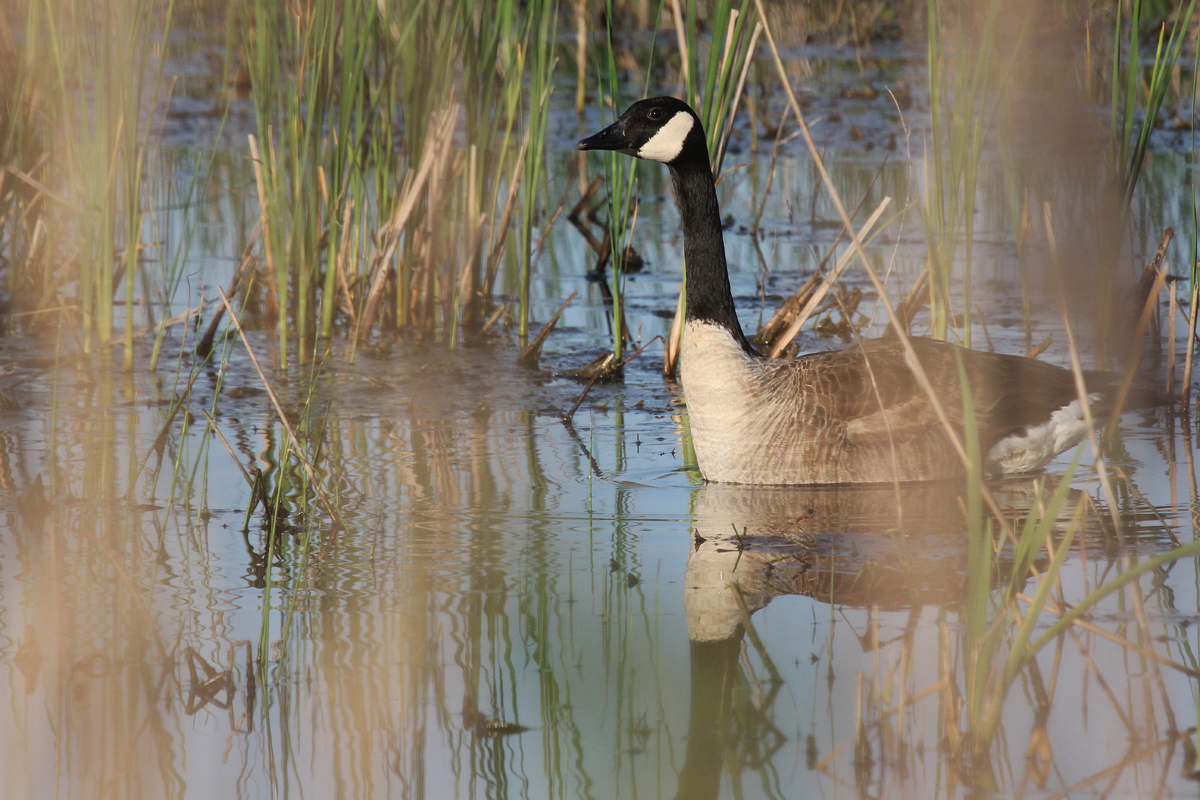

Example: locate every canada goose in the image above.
[577,96,1156,485]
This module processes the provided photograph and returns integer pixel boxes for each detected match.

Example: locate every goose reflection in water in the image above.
[682,480,1059,642]
[671,477,1146,800]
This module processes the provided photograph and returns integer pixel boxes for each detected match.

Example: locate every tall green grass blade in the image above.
[1111,0,1196,210]
[1031,538,1200,656]
[923,0,1015,345]
[518,0,560,340]
[1006,457,1082,602]
[1126,1,1196,206]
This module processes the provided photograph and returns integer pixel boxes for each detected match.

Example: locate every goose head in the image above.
[576,96,707,166]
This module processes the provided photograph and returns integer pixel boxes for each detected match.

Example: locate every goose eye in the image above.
[646,108,663,121]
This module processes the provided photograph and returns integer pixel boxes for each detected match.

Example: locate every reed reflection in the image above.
[0,350,1193,800]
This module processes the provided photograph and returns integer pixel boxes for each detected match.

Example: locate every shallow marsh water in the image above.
[3,40,1200,800]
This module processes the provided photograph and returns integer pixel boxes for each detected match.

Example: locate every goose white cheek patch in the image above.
[637,111,694,162]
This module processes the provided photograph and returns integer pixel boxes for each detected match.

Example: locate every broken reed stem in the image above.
[201,408,254,487]
[757,177,884,347]
[477,302,509,337]
[532,203,565,261]
[217,288,347,532]
[618,334,665,370]
[756,271,818,346]
[3,164,79,211]
[197,224,261,358]
[564,366,604,423]
[1025,336,1052,359]
[517,290,577,368]
[1099,228,1172,444]
[888,264,930,338]
[767,197,891,357]
[568,175,603,221]
[336,199,358,329]
[975,304,994,351]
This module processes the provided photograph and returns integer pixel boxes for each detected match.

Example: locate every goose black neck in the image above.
[668,160,753,351]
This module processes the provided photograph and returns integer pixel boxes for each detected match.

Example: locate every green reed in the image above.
[1109,0,1197,213]
[241,0,371,364]
[922,0,1193,350]
[597,0,643,363]
[400,0,554,345]
[961,456,1085,763]
[663,0,760,177]
[955,425,1200,766]
[234,0,561,366]
[1,0,172,366]
[693,0,759,168]
[518,0,561,340]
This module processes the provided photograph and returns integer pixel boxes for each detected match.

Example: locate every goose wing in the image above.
[796,338,1092,451]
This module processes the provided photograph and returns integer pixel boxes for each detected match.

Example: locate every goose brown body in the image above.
[681,320,1111,483]
[577,97,1143,485]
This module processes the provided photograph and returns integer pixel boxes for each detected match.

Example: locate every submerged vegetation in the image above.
[1,0,1200,797]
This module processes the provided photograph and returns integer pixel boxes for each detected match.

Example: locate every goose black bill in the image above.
[576,122,633,152]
